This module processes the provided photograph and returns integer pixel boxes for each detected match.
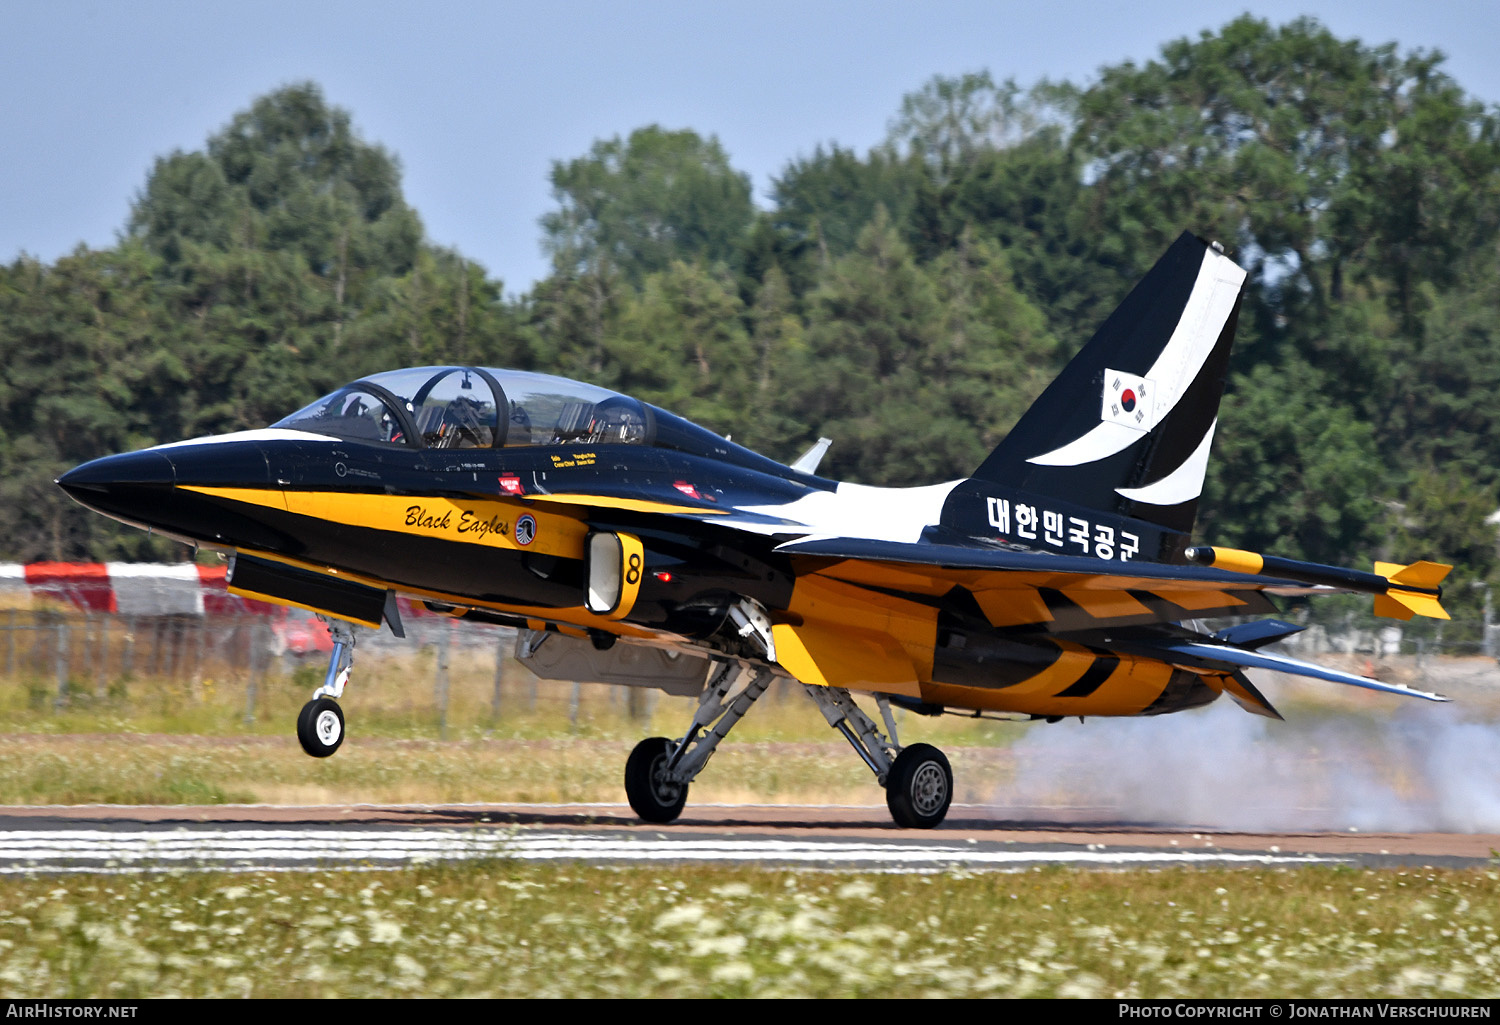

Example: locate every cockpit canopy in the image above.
[273,367,652,450]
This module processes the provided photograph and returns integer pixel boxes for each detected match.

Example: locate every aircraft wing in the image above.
[774,535,1318,629]
[777,536,1449,619]
[771,535,1450,704]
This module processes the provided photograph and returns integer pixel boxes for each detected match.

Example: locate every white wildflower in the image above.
[368,919,402,944]
[710,961,754,983]
[41,906,77,929]
[654,903,707,931]
[394,954,427,980]
[689,934,746,957]
[1058,973,1105,999]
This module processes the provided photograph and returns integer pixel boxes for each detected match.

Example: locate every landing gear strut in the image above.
[623,661,773,823]
[622,660,955,829]
[297,616,355,758]
[802,685,953,828]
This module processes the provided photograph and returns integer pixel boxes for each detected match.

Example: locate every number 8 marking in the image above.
[625,553,641,585]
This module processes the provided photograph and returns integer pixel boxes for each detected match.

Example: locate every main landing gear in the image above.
[624,661,774,822]
[296,616,354,758]
[624,662,954,829]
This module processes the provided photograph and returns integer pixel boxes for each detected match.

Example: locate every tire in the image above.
[297,697,345,758]
[885,743,952,829]
[624,736,688,823]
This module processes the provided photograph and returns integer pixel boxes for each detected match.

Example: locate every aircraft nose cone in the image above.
[56,449,177,521]
[57,450,175,494]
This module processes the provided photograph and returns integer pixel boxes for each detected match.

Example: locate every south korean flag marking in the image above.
[1102,369,1155,433]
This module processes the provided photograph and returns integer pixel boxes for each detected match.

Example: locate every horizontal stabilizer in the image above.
[1187,548,1452,621]
[1373,560,1452,621]
[1374,591,1449,621]
[1146,639,1449,703]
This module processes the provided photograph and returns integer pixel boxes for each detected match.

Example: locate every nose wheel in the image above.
[296,616,356,758]
[297,697,345,758]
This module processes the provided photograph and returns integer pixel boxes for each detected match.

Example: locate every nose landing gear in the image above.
[297,617,355,758]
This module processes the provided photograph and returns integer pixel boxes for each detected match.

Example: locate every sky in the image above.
[4,1,1499,295]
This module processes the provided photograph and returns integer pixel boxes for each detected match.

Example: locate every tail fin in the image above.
[973,232,1246,534]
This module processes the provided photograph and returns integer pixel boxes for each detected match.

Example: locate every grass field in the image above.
[0,863,1496,998]
[2,643,1499,998]
[0,642,1035,806]
[0,733,1026,806]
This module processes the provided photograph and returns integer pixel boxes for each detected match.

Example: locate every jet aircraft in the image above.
[57,232,1452,828]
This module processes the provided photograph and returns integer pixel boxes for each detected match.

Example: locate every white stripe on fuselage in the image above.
[735,479,962,543]
[148,428,340,451]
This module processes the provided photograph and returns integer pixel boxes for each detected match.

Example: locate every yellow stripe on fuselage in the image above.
[181,486,589,559]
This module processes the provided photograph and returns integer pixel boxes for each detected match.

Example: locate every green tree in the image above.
[0,247,172,560]
[1379,254,1500,492]
[771,145,924,268]
[541,126,754,284]
[604,261,752,433]
[786,212,1055,485]
[887,72,1073,182]
[1071,15,1500,334]
[1390,467,1498,633]
[1199,360,1386,563]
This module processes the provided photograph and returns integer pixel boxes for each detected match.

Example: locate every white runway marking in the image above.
[0,827,1345,873]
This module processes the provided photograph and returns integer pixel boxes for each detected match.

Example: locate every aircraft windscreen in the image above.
[274,368,650,449]
[272,388,406,444]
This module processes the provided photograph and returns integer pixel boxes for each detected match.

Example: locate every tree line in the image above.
[4,15,1498,624]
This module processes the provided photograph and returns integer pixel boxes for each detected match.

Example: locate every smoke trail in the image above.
[992,689,1500,832]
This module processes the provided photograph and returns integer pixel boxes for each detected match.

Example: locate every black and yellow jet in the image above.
[57,231,1451,829]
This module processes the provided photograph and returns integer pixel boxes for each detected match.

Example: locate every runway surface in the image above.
[0,802,1494,873]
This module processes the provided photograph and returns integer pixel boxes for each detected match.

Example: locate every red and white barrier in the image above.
[0,563,440,622]
[0,562,275,616]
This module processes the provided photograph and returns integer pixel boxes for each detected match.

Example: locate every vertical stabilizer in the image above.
[972,232,1245,534]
